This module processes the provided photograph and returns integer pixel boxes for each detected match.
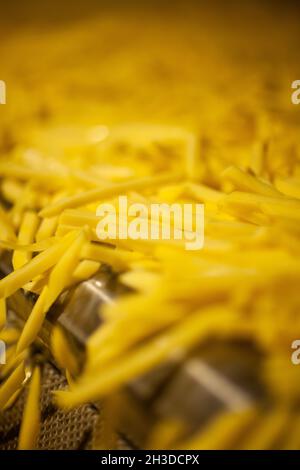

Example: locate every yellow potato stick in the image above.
[55,308,235,407]
[16,286,49,354]
[92,394,122,450]
[222,191,300,212]
[147,419,185,450]
[81,242,141,271]
[260,202,300,221]
[35,216,58,242]
[87,295,182,356]
[0,349,28,380]
[0,362,25,410]
[0,206,16,242]
[222,166,282,197]
[2,388,22,410]
[23,272,50,294]
[71,170,110,189]
[0,328,20,346]
[90,298,183,366]
[40,172,181,217]
[58,222,184,256]
[120,270,160,293]
[59,209,102,230]
[72,260,101,283]
[12,211,40,270]
[0,298,6,330]
[240,409,290,450]
[65,369,74,387]
[18,367,41,450]
[17,231,88,353]
[0,162,69,190]
[0,230,78,298]
[1,179,23,204]
[180,409,258,450]
[275,177,300,200]
[43,229,87,312]
[186,182,224,203]
[185,133,197,180]
[282,414,300,450]
[205,219,258,238]
[0,238,55,252]
[51,326,79,376]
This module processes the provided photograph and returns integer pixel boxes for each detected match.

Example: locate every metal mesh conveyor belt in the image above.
[0,363,99,450]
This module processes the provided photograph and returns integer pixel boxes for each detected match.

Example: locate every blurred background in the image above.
[1,0,300,134]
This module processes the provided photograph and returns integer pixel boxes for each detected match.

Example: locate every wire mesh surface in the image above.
[0,363,99,450]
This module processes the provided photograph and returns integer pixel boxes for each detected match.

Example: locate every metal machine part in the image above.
[0,259,266,449]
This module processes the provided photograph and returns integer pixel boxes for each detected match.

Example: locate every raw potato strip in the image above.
[186,182,224,203]
[120,270,160,294]
[59,209,103,230]
[81,242,142,271]
[40,172,181,217]
[205,219,259,238]
[0,230,78,298]
[23,272,50,294]
[219,191,300,225]
[185,133,197,179]
[51,326,78,376]
[92,394,121,450]
[260,202,300,221]
[35,216,58,242]
[275,177,300,199]
[18,367,41,450]
[0,162,70,190]
[0,238,55,252]
[12,211,40,270]
[0,362,25,409]
[58,222,190,256]
[44,229,87,311]
[0,298,6,329]
[282,414,300,449]
[0,349,28,380]
[87,301,185,370]
[16,286,49,354]
[221,191,300,211]
[146,419,185,450]
[56,223,99,240]
[16,230,87,353]
[179,409,258,450]
[1,179,23,204]
[9,184,45,224]
[72,259,101,283]
[55,307,236,407]
[0,206,16,242]
[239,409,290,450]
[3,388,22,410]
[222,166,282,197]
[0,327,20,344]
